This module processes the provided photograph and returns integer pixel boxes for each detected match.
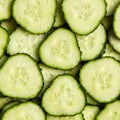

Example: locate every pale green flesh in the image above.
[0,54,43,99]
[76,24,106,61]
[7,27,45,61]
[62,0,106,34]
[0,0,13,21]
[113,4,120,39]
[13,0,56,34]
[38,63,81,97]
[39,28,81,70]
[47,113,84,120]
[82,105,100,120]
[80,57,120,103]
[42,75,85,116]
[1,102,45,120]
[97,100,120,120]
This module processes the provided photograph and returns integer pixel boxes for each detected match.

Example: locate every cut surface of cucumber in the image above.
[0,0,13,21]
[76,24,106,61]
[62,0,106,35]
[7,27,45,61]
[96,100,120,120]
[39,28,81,70]
[82,105,100,120]
[42,74,85,116]
[12,0,56,34]
[1,102,46,120]
[80,57,120,103]
[0,54,43,99]
[113,4,120,39]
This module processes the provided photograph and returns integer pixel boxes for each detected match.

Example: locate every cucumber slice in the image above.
[79,57,120,103]
[0,54,43,99]
[102,43,120,61]
[0,0,13,21]
[39,28,81,70]
[76,24,106,61]
[106,0,120,16]
[47,113,84,120]
[113,4,120,39]
[96,100,120,120]
[62,0,106,35]
[1,102,46,120]
[0,27,8,58]
[7,27,45,61]
[42,74,86,116]
[12,0,56,34]
[82,105,100,120]
[38,63,81,97]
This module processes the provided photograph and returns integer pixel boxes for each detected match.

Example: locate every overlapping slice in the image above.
[1,102,45,120]
[42,74,86,116]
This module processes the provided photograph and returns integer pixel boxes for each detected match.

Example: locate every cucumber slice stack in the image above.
[0,0,120,120]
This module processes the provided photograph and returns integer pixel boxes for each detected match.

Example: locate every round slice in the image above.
[1,102,46,120]
[79,57,120,103]
[0,54,43,99]
[76,24,106,61]
[62,0,106,35]
[113,4,120,39]
[42,74,86,116]
[12,0,56,34]
[39,28,81,70]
